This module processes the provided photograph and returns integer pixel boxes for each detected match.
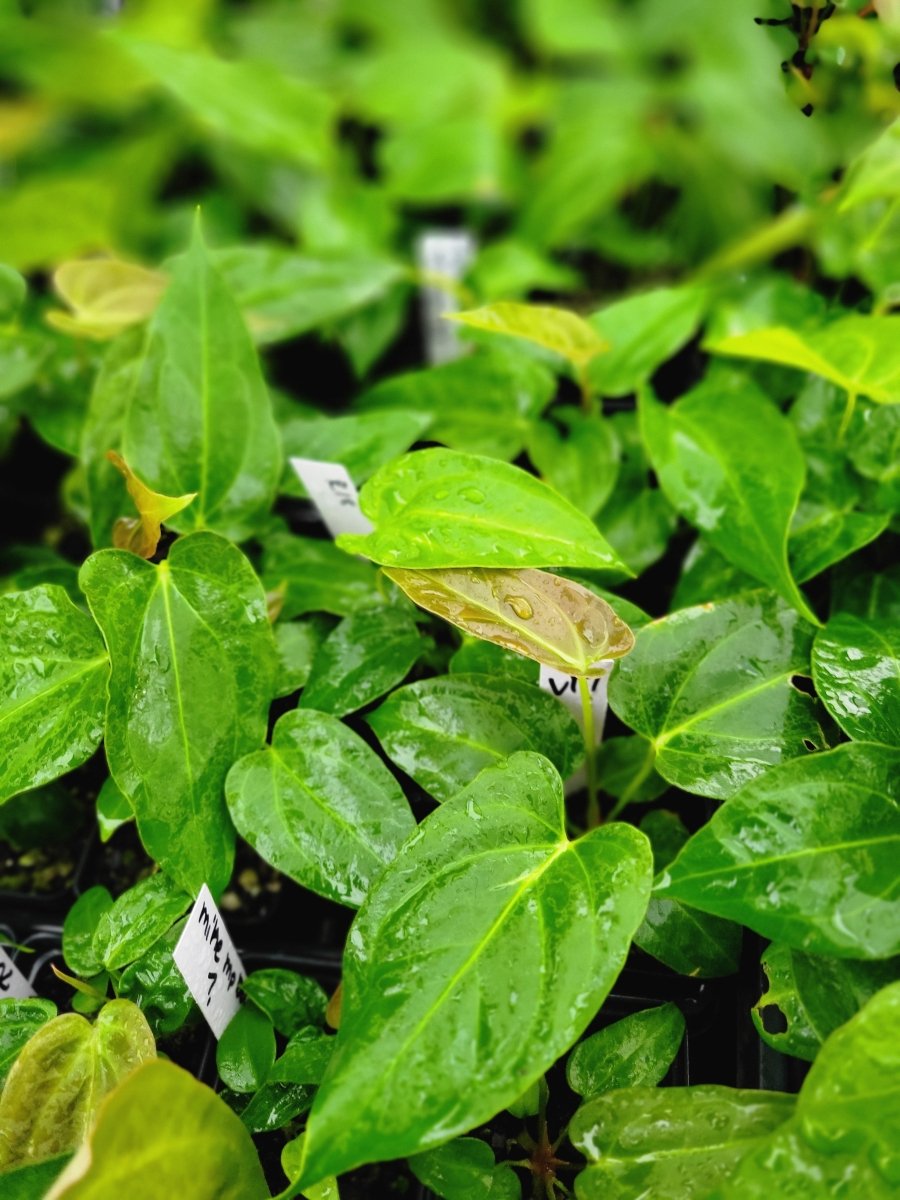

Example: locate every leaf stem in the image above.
[837,390,857,444]
[576,364,595,414]
[578,676,600,828]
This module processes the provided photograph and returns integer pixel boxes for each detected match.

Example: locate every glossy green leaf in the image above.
[366,673,584,802]
[274,619,330,698]
[0,999,56,1088]
[93,873,191,972]
[280,410,429,499]
[292,753,652,1186]
[570,1085,795,1200]
[712,982,900,1198]
[95,777,133,844]
[269,1028,333,1086]
[409,1138,521,1200]
[526,409,620,518]
[595,736,667,810]
[226,709,415,907]
[0,1000,155,1169]
[709,315,900,406]
[262,533,382,620]
[216,1005,276,1095]
[635,896,742,979]
[122,218,281,543]
[587,286,707,397]
[63,887,113,977]
[337,449,630,572]
[639,810,690,871]
[231,1081,314,1135]
[812,611,900,745]
[44,1059,269,1199]
[449,301,608,369]
[383,567,634,677]
[566,1003,685,1098]
[116,929,195,1040]
[357,348,555,462]
[752,941,898,1062]
[449,638,538,682]
[789,504,890,584]
[80,531,277,897]
[640,386,818,623]
[608,593,827,799]
[0,585,108,805]
[3,1154,71,1199]
[660,742,900,959]
[241,969,328,1039]
[299,607,428,717]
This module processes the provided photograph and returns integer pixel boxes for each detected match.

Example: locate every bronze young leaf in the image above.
[107,451,197,560]
[383,566,634,676]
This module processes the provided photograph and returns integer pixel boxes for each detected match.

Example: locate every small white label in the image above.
[0,946,36,999]
[416,230,477,365]
[289,458,374,540]
[173,885,245,1039]
[540,664,613,792]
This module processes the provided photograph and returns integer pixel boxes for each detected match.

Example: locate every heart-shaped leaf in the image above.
[566,1003,685,1098]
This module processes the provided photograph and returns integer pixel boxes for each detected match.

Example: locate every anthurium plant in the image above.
[1,1,899,1198]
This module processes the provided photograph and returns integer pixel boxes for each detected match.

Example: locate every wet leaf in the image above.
[449,301,608,369]
[116,929,195,1039]
[567,1003,685,1098]
[122,216,281,543]
[0,1000,155,1169]
[105,451,196,560]
[0,584,108,805]
[752,941,898,1062]
[93,873,191,972]
[659,742,900,959]
[262,532,383,620]
[608,593,827,799]
[46,258,167,341]
[299,607,429,717]
[449,638,538,682]
[44,1059,269,1199]
[241,970,328,1038]
[526,409,620,518]
[409,1137,520,1200]
[812,610,900,746]
[95,776,133,843]
[230,1081,314,1134]
[640,385,818,624]
[80,531,277,897]
[226,709,415,907]
[383,566,634,677]
[571,1085,795,1200]
[292,753,652,1186]
[594,736,667,809]
[0,999,56,1088]
[274,619,330,698]
[634,895,742,979]
[216,1005,276,1095]
[63,886,113,977]
[366,673,584,802]
[338,449,629,572]
[269,1028,333,1086]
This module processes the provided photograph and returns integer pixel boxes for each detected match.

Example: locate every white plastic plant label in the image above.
[0,946,36,999]
[173,884,246,1039]
[540,663,613,791]
[289,458,373,539]
[415,230,477,364]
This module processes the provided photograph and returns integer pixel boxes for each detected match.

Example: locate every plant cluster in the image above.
[0,1,898,1199]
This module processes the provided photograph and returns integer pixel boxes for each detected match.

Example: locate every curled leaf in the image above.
[107,451,196,559]
[449,300,608,369]
[47,258,167,340]
[383,566,634,676]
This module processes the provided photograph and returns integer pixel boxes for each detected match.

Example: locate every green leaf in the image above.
[0,584,108,805]
[43,1059,269,1199]
[63,887,113,977]
[639,810,690,872]
[382,567,634,677]
[708,315,900,406]
[449,638,538,683]
[231,1081,314,1134]
[241,969,328,1039]
[409,1138,520,1200]
[269,1028,333,1086]
[526,409,620,518]
[789,504,890,584]
[634,895,742,979]
[93,873,191,972]
[95,777,133,844]
[752,941,898,1062]
[216,1005,276,1095]
[659,742,900,959]
[262,533,383,620]
[570,1085,795,1200]
[587,286,707,397]
[117,929,195,1040]
[80,531,277,897]
[595,736,667,810]
[0,1000,155,1170]
[839,119,900,211]
[640,386,818,623]
[0,264,26,320]
[337,449,630,572]
[122,218,281,543]
[274,619,330,698]
[116,37,333,168]
[292,753,652,1186]
[280,411,430,499]
[226,709,415,907]
[812,611,900,746]
[449,301,608,369]
[0,999,56,1088]
[299,607,429,717]
[357,348,555,462]
[2,1154,71,1199]
[608,593,827,799]
[366,673,584,802]
[566,1003,685,1098]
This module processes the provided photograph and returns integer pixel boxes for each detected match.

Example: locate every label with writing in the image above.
[415,230,477,365]
[289,458,373,540]
[540,663,613,791]
[0,946,36,999]
[173,885,246,1039]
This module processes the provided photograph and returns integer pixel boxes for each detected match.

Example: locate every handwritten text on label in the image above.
[172,884,245,1039]
[290,458,373,540]
[0,946,36,999]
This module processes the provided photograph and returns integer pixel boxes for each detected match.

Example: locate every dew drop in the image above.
[506,595,534,620]
[460,487,485,504]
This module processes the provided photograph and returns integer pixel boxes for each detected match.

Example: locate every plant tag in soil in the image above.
[540,663,612,791]
[172,884,246,1039]
[289,458,373,539]
[415,229,476,364]
[0,946,35,999]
